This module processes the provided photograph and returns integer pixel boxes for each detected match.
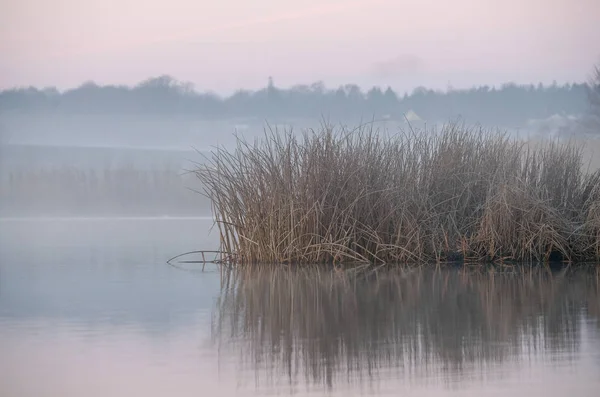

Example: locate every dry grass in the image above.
[524,135,600,172]
[0,165,207,215]
[582,137,600,171]
[195,122,600,264]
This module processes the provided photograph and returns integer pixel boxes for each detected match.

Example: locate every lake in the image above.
[0,217,599,397]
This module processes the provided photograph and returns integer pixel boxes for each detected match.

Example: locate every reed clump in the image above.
[195,123,600,264]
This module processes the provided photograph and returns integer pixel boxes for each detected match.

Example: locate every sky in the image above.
[1,0,599,94]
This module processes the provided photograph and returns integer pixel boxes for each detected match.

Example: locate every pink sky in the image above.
[1,0,599,94]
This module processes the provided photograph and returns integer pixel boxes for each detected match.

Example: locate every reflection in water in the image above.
[1,216,599,396]
[212,267,600,392]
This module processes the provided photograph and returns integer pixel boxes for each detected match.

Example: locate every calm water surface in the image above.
[0,218,599,397]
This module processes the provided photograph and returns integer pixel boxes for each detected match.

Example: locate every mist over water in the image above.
[1,112,596,218]
[0,218,599,397]
[0,141,212,217]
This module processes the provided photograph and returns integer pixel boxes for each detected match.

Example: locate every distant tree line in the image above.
[0,75,593,126]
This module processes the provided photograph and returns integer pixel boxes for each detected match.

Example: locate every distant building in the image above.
[404,110,422,122]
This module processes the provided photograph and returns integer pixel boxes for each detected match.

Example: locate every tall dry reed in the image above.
[195,123,600,264]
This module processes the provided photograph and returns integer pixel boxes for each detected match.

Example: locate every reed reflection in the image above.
[212,267,600,390]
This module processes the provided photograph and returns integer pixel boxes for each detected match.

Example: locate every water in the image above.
[0,218,599,397]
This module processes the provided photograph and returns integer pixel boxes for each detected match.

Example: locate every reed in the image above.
[195,122,600,264]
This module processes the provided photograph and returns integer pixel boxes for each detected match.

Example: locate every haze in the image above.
[2,0,599,94]
[1,0,599,217]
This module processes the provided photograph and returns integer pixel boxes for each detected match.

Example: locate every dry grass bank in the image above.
[195,123,600,264]
[0,165,208,216]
